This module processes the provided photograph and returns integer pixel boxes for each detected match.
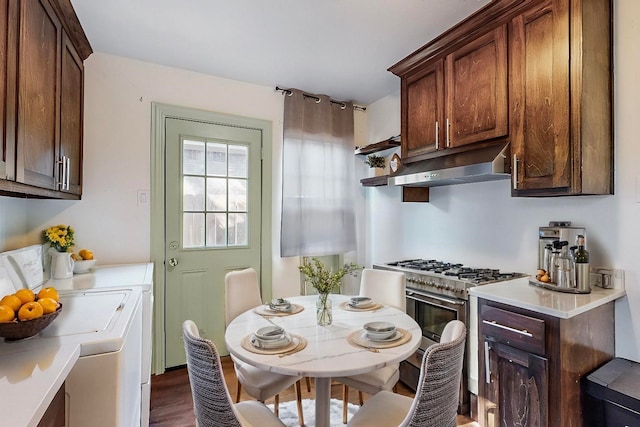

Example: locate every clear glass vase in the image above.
[316,294,332,326]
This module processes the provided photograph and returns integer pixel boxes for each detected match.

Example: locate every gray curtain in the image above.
[281,89,356,257]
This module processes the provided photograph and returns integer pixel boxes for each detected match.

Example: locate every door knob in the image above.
[168,257,178,267]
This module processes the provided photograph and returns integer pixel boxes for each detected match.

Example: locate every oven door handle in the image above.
[406,290,465,306]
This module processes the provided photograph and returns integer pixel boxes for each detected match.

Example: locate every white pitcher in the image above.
[50,251,75,279]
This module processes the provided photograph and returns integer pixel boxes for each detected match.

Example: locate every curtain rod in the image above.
[275,87,366,111]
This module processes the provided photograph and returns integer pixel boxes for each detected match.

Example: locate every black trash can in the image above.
[582,357,640,426]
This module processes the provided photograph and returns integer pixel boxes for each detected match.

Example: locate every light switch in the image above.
[137,190,150,206]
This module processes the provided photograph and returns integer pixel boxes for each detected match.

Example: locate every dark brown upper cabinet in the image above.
[510,0,613,196]
[400,26,508,161]
[0,0,91,199]
[445,25,508,149]
[390,0,612,197]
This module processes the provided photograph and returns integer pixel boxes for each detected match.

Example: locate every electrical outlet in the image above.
[589,267,625,289]
[613,269,625,289]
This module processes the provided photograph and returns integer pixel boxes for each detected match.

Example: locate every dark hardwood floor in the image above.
[149,356,477,426]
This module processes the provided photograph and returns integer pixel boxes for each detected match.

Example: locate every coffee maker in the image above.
[538,221,586,270]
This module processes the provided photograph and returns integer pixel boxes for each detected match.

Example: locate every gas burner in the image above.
[383,258,527,287]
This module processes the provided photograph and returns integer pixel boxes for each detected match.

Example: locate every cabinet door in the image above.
[402,59,444,160]
[59,31,82,195]
[445,25,508,148]
[483,341,549,427]
[15,0,61,190]
[510,0,570,192]
[0,0,15,181]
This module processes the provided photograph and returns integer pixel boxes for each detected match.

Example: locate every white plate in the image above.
[363,330,404,343]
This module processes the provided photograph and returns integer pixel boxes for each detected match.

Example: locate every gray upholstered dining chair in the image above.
[182,320,286,427]
[346,319,466,427]
[224,268,305,425]
[334,268,406,423]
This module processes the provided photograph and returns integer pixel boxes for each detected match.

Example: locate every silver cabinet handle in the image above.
[513,154,519,190]
[65,156,71,190]
[484,341,492,384]
[482,319,533,337]
[435,121,439,149]
[168,257,178,267]
[58,156,67,190]
[446,118,450,147]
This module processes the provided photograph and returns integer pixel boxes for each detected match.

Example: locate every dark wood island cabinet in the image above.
[478,298,615,427]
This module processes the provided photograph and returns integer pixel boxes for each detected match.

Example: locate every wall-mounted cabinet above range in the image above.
[388,0,613,198]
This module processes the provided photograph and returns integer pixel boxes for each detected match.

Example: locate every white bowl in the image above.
[73,259,96,274]
[363,321,396,340]
[350,296,373,307]
[254,325,285,341]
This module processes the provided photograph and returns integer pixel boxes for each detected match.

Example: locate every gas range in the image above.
[374,259,527,300]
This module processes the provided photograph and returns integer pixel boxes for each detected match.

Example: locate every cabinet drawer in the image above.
[480,305,545,355]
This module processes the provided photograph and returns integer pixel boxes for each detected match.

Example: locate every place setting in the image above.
[347,321,411,350]
[241,319,307,356]
[253,297,305,316]
[339,296,383,312]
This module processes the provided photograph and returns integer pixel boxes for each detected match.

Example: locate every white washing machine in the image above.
[48,263,154,427]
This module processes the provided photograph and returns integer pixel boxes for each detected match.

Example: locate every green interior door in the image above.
[164,117,262,368]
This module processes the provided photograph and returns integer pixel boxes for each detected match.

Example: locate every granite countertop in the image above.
[469,277,626,319]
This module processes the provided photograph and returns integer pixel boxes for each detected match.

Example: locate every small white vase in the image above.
[50,251,74,279]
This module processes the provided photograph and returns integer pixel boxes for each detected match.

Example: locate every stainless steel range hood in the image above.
[388,142,511,188]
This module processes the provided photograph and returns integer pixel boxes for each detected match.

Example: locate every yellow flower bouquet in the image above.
[43,225,75,253]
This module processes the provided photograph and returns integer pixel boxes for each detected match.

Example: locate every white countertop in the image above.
[0,263,152,426]
[469,277,626,319]
[0,341,80,427]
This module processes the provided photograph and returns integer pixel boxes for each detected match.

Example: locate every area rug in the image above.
[267,398,359,427]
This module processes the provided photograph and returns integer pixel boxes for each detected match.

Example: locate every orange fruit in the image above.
[18,301,43,321]
[38,298,59,314]
[0,294,22,312]
[37,287,59,302]
[78,249,94,260]
[0,305,15,322]
[15,289,35,305]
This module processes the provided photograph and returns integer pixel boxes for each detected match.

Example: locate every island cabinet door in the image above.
[482,340,549,427]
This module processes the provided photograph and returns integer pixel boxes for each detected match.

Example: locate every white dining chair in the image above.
[334,268,406,423]
[347,320,466,427]
[182,320,286,427]
[224,268,305,425]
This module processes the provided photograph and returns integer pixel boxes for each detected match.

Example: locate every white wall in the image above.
[2,52,368,297]
[364,0,640,361]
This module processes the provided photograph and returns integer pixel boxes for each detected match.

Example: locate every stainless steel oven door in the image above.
[406,289,467,351]
[404,289,469,414]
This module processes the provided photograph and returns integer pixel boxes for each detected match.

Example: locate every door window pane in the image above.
[228,213,247,246]
[206,178,227,211]
[182,138,249,248]
[228,179,247,212]
[207,143,227,176]
[206,213,227,247]
[183,213,205,248]
[183,176,205,211]
[183,140,205,175]
[229,145,248,178]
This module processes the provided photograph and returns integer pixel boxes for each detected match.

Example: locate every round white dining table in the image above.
[224,294,421,427]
